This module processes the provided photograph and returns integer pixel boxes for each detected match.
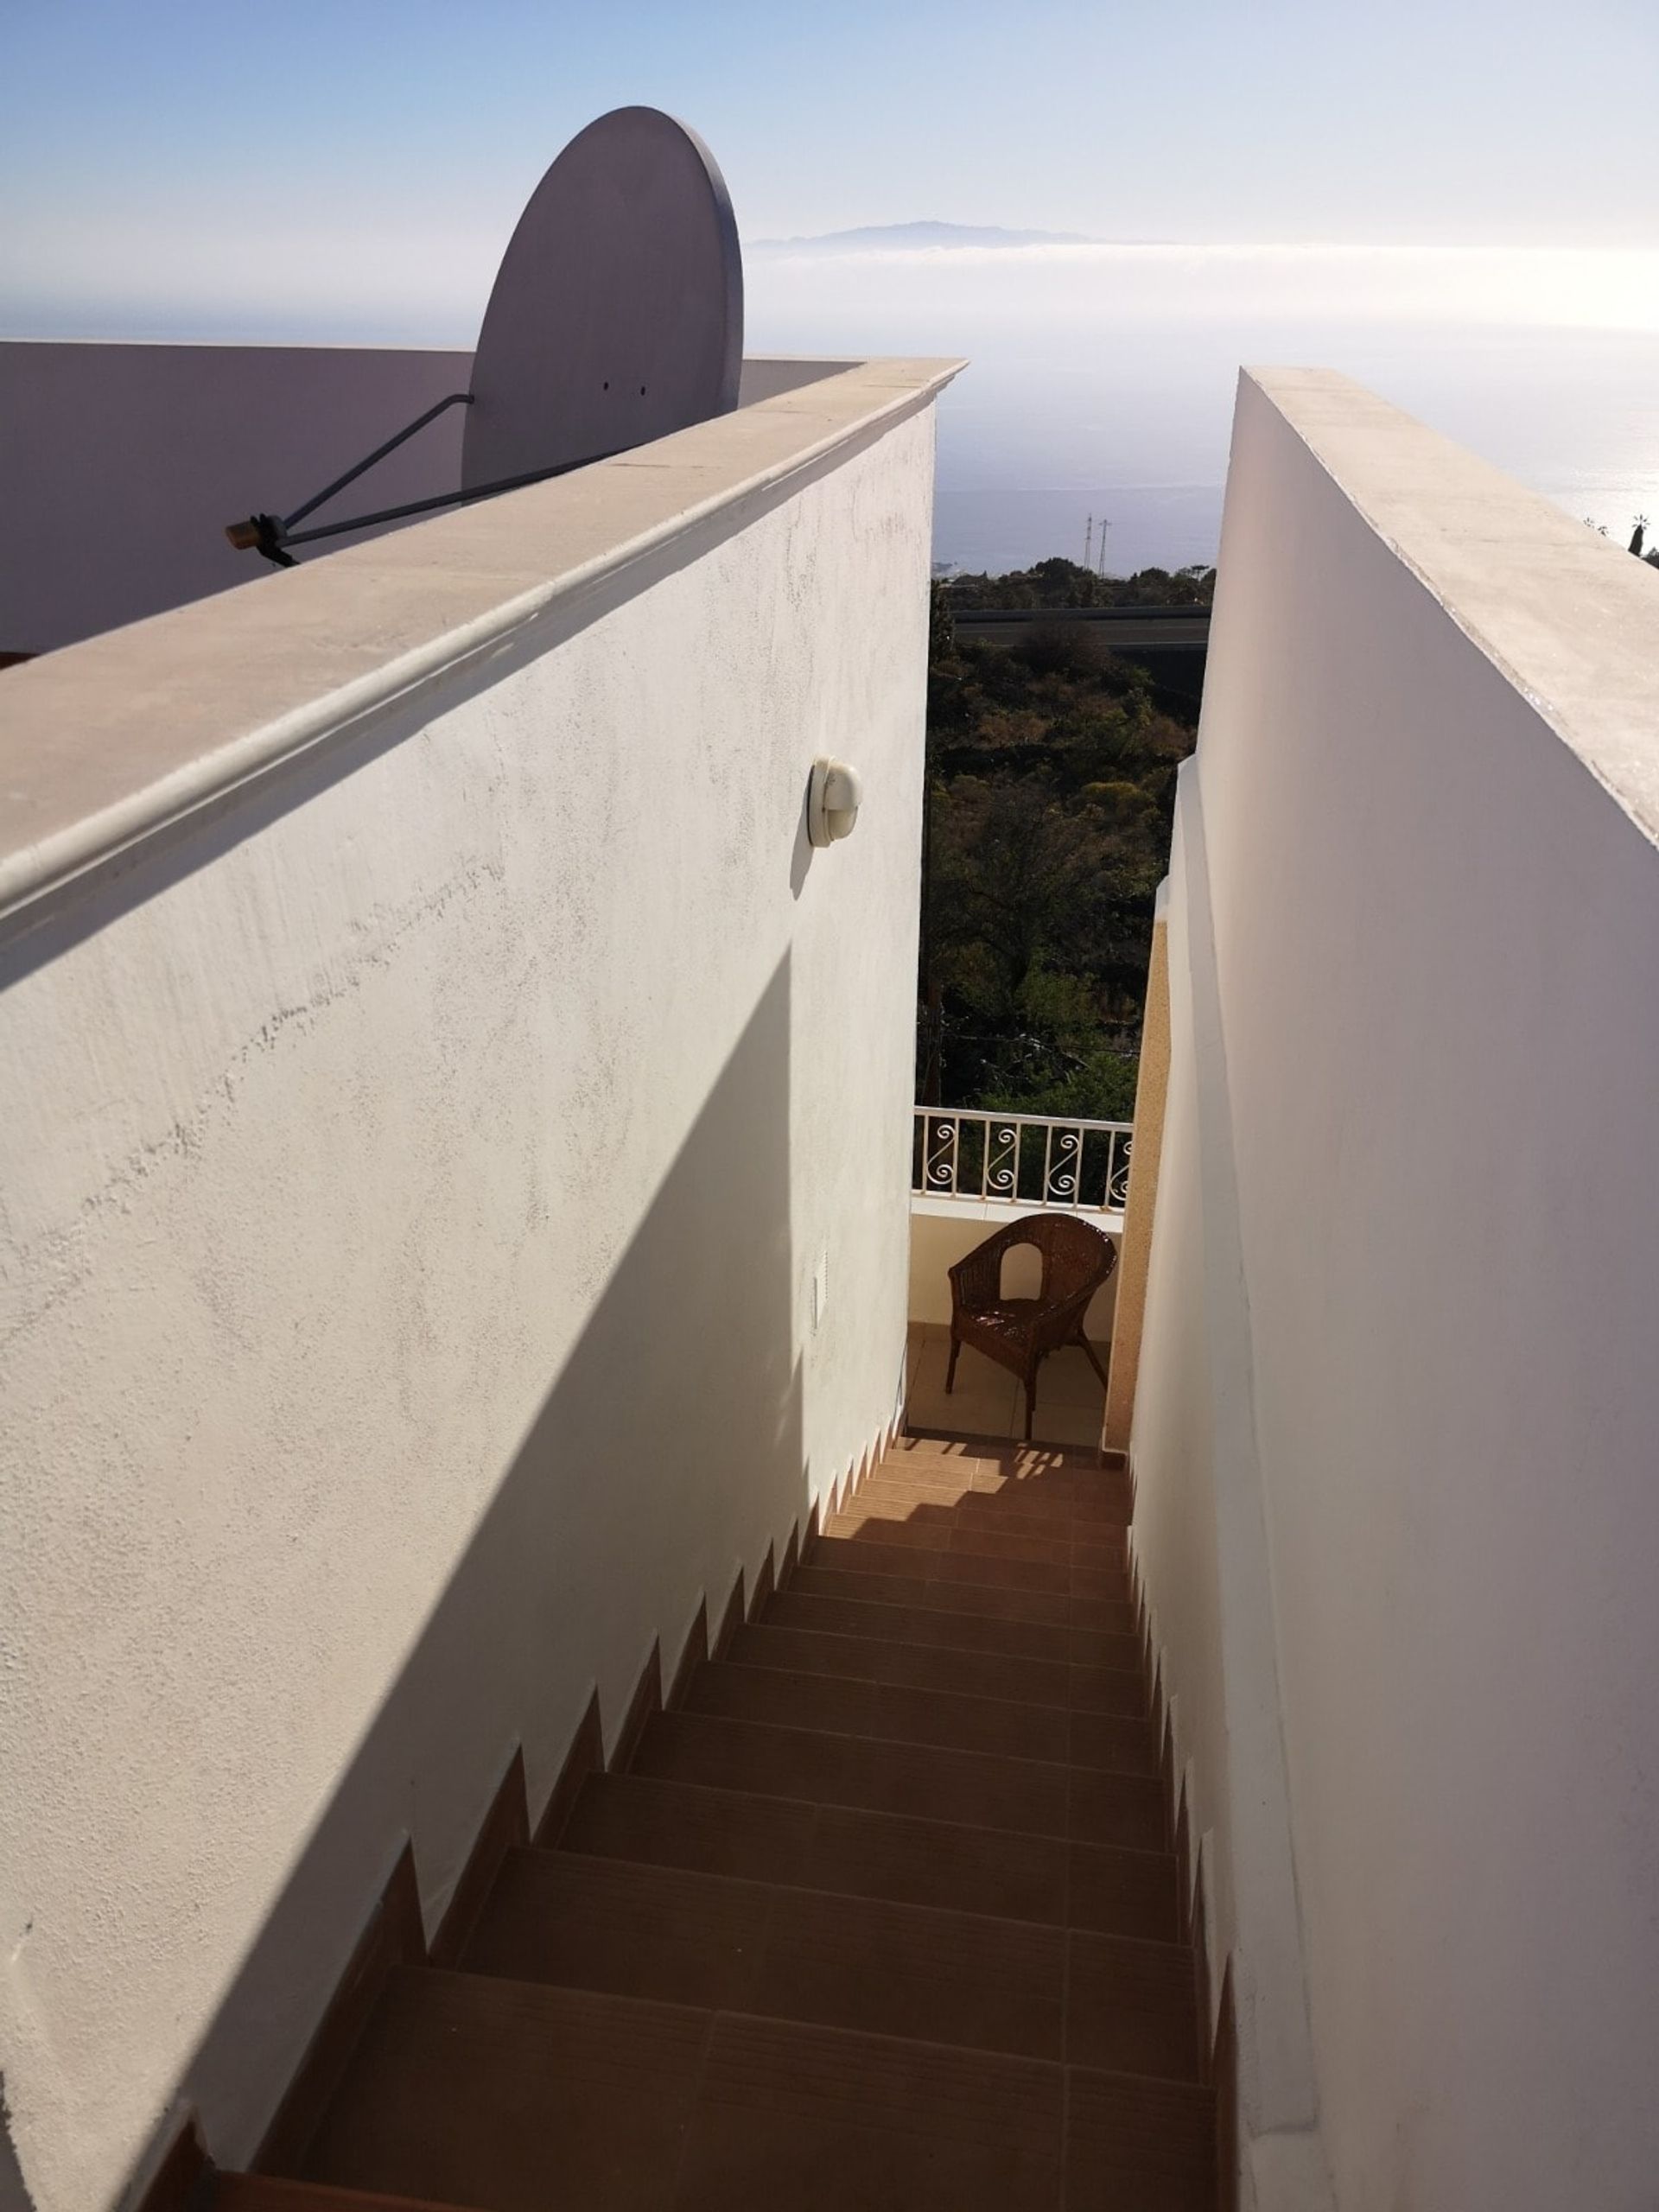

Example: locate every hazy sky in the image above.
[3,0,1656,336]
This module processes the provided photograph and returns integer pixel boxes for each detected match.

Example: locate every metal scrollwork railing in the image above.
[912,1109,1134,1215]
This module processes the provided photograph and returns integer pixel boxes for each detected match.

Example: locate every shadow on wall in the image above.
[138,956,806,2187]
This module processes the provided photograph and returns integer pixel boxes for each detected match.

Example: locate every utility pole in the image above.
[1096,515,1111,575]
[1084,514,1093,571]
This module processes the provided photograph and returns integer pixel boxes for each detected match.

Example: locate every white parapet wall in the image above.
[0,354,958,2211]
[1133,369,1659,2209]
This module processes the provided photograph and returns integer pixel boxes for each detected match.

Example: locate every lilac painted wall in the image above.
[0,343,476,654]
[0,346,851,658]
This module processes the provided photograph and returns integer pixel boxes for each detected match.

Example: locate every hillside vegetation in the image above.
[920,560,1213,1118]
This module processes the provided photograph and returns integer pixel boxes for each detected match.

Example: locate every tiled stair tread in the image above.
[253,1429,1218,2211]
[466,1847,1084,2063]
[1066,1931,1204,2079]
[729,1622,1070,1712]
[790,1560,1134,1636]
[682,1657,1156,1774]
[1069,1765,1172,1853]
[632,1710,1066,1836]
[895,1465,1128,1514]
[680,2013,1063,2210]
[765,1586,1141,1671]
[822,1512,1124,1572]
[631,1709,1166,1848]
[870,1446,1123,1485]
[842,1494,1129,1552]
[298,1967,1212,2212]
[685,2028,1214,2212]
[860,1460,1124,1499]
[216,2183,483,2212]
[1065,2068,1217,2209]
[464,1847,768,2012]
[559,1770,1177,1935]
[865,1466,1120,1514]
[869,1459,1131,1515]
[299,1967,708,2208]
[465,1849,1198,2074]
[730,1619,1146,1716]
[810,1531,1126,1599]
[690,2019,1214,2212]
[1069,1840,1182,1942]
[892,1433,1105,1471]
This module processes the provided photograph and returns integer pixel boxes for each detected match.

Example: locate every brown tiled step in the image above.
[1066,1931,1205,2078]
[214,2183,478,2212]
[297,1966,1212,2212]
[463,1848,1076,2063]
[810,1531,1125,1600]
[682,2022,1214,2212]
[791,1559,1134,1638]
[630,1710,1166,1850]
[766,1585,1141,1670]
[1069,1839,1183,1942]
[870,1443,1099,1479]
[466,1850,1200,2077]
[730,1619,1146,1716]
[986,1477,1129,1523]
[890,1437,1122,1490]
[889,1424,1110,1459]
[846,1480,1130,1544]
[298,1967,706,2207]
[860,1469,1081,1513]
[680,2012,1065,2212]
[863,1454,1011,1487]
[823,1510,1071,1564]
[823,1510,1127,1575]
[558,1770,1179,1937]
[681,1658,1156,1774]
[868,1472,1131,1527]
[841,1503,1121,1567]
[1065,2068,1217,2211]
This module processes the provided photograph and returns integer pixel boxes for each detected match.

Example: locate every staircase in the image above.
[208,1433,1217,2212]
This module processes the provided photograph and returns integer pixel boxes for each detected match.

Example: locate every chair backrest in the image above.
[953,1211,1116,1311]
[1023,1211,1116,1304]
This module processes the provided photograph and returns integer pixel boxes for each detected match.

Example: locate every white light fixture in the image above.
[808,758,863,847]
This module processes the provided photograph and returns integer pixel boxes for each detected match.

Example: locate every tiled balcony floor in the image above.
[904,1322,1108,1450]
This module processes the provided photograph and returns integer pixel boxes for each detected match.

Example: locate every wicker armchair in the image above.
[946,1212,1118,1440]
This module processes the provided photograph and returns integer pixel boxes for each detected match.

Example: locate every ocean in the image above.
[744,242,1659,576]
[16,238,1656,582]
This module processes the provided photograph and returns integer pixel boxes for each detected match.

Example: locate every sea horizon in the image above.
[7,237,1656,578]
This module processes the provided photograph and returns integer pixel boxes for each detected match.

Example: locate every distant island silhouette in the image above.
[747,221,1098,254]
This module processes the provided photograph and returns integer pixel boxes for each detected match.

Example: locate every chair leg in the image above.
[1023,1361,1037,1441]
[1077,1328,1109,1389]
[945,1332,961,1393]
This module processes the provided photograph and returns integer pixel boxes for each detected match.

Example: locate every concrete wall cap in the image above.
[0,356,963,944]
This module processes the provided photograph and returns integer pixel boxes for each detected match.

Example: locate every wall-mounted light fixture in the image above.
[808,758,863,848]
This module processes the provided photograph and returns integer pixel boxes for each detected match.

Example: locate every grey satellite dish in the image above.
[463,106,741,490]
[226,107,743,566]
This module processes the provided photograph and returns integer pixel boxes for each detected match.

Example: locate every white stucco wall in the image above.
[0,342,845,656]
[0,360,955,2212]
[1134,369,1659,2209]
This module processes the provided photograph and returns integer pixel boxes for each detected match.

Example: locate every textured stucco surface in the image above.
[0,389,941,2211]
[1102,891,1168,1452]
[1135,369,1659,2209]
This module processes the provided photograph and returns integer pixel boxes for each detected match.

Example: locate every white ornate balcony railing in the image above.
[912,1109,1133,1215]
